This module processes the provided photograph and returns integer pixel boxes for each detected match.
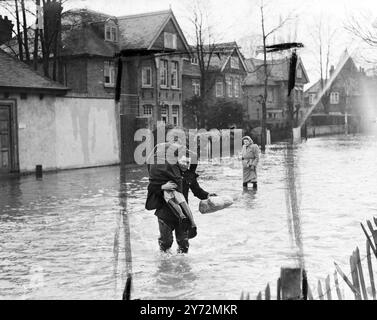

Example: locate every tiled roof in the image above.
[61,26,118,57]
[247,57,289,81]
[61,9,118,57]
[0,49,68,93]
[189,42,245,71]
[117,10,171,50]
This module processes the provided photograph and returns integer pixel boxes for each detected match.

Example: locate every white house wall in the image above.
[16,95,119,172]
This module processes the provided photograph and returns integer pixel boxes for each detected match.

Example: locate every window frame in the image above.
[230,56,240,69]
[227,77,233,97]
[104,60,116,87]
[164,32,177,49]
[309,94,315,105]
[171,61,179,88]
[192,79,200,96]
[216,80,224,97]
[190,57,199,65]
[105,24,118,42]
[142,105,153,117]
[234,79,240,98]
[142,66,153,88]
[172,105,179,126]
[160,59,169,87]
[297,67,302,79]
[330,92,339,104]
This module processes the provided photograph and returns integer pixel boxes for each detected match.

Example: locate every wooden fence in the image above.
[241,217,377,300]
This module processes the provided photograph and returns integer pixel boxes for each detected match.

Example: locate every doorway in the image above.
[0,102,18,174]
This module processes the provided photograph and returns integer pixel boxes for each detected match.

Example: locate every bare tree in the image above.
[183,0,224,128]
[345,12,377,48]
[309,14,337,114]
[1,0,65,78]
[258,0,293,151]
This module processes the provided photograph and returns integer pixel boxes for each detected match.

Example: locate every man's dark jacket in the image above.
[145,164,209,224]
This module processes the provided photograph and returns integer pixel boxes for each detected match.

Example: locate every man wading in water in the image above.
[145,126,216,254]
[146,154,216,254]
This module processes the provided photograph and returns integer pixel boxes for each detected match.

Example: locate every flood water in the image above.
[1,134,377,300]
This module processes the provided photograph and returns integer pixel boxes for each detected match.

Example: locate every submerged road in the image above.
[0,134,377,299]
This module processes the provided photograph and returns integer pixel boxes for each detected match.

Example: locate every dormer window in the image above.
[297,67,302,79]
[231,56,239,69]
[105,23,118,42]
[191,57,198,65]
[164,32,177,49]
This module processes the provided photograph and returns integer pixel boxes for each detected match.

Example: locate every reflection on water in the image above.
[0,134,377,300]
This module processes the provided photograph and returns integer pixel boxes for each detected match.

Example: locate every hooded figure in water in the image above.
[242,136,260,189]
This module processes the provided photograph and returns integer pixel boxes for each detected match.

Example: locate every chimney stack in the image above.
[0,15,14,45]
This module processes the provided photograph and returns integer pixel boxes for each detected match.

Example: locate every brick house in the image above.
[243,56,309,130]
[304,51,377,132]
[305,51,364,116]
[1,8,119,98]
[182,42,248,128]
[117,9,191,130]
[59,9,120,98]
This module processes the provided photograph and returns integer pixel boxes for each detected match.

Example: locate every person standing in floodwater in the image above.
[242,136,260,190]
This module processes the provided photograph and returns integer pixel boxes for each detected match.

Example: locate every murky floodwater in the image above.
[1,134,377,300]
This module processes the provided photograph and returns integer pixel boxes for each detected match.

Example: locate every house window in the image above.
[330,92,339,104]
[234,79,240,98]
[142,67,152,87]
[105,25,118,42]
[104,61,116,87]
[160,60,168,87]
[191,57,198,65]
[164,32,177,49]
[309,94,315,105]
[172,105,179,126]
[192,79,200,96]
[216,80,224,97]
[231,56,239,69]
[227,77,233,97]
[267,88,273,103]
[143,105,153,117]
[297,67,302,79]
[171,61,179,88]
[161,105,169,124]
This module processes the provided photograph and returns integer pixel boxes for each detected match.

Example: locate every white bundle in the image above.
[199,196,234,214]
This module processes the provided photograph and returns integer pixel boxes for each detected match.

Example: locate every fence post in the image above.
[366,240,376,300]
[280,268,302,300]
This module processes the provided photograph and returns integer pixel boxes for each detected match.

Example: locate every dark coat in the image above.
[145,164,209,224]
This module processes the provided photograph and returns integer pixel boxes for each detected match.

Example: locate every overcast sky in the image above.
[2,0,377,86]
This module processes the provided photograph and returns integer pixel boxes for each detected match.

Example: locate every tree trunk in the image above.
[20,0,30,62]
[14,0,24,61]
[33,0,41,70]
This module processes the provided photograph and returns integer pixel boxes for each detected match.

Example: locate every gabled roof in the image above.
[0,49,68,94]
[117,9,190,52]
[245,56,309,85]
[305,51,362,95]
[190,41,248,72]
